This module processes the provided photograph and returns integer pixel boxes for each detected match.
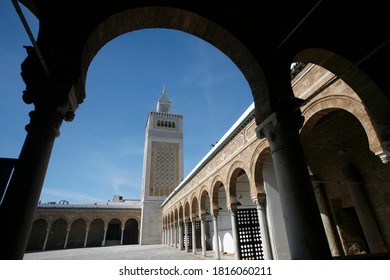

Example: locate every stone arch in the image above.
[67,218,87,249]
[226,161,249,206]
[174,207,179,224]
[184,200,191,221]
[80,6,269,122]
[26,218,48,251]
[300,106,390,254]
[69,216,88,227]
[301,95,384,159]
[46,218,67,250]
[251,140,270,198]
[178,203,184,222]
[170,211,175,226]
[210,175,226,213]
[106,218,122,245]
[200,187,211,216]
[87,218,105,247]
[191,195,199,219]
[123,218,139,245]
[294,48,390,151]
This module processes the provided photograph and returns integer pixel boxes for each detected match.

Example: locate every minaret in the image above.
[139,86,183,244]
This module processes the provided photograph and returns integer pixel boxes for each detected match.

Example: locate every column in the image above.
[254,195,272,260]
[120,228,124,245]
[200,215,207,257]
[256,112,331,259]
[174,223,178,248]
[212,212,221,260]
[184,221,189,252]
[169,225,172,246]
[191,217,197,254]
[42,229,50,251]
[228,205,241,260]
[344,166,387,253]
[178,220,183,250]
[84,229,89,248]
[64,229,70,249]
[0,49,78,259]
[312,181,341,256]
[102,228,107,246]
[0,109,63,259]
[166,227,169,245]
[171,225,174,247]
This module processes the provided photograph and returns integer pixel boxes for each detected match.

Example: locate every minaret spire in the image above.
[162,85,167,97]
[157,85,171,113]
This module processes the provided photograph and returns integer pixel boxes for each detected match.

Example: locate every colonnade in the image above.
[162,198,273,260]
[27,215,140,252]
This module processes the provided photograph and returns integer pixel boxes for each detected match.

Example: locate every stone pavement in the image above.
[23,244,234,260]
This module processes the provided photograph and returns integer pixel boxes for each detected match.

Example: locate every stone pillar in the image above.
[0,109,63,259]
[0,48,79,259]
[166,227,169,245]
[84,229,89,248]
[228,205,241,260]
[344,166,387,253]
[184,221,189,252]
[170,224,173,246]
[312,181,341,256]
[64,229,70,249]
[120,228,124,245]
[178,220,183,250]
[256,112,331,259]
[191,217,197,254]
[42,229,50,251]
[102,228,107,246]
[174,223,178,248]
[171,225,173,245]
[212,212,221,260]
[200,215,207,257]
[254,195,272,260]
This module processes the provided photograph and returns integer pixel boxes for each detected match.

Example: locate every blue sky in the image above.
[1,1,253,204]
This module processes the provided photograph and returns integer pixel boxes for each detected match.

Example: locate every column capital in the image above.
[252,193,266,205]
[228,204,237,214]
[256,111,304,140]
[20,46,82,126]
[256,111,304,154]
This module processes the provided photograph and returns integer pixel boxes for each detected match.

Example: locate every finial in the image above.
[162,85,167,96]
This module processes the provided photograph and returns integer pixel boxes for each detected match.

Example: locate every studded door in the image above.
[182,221,192,249]
[237,208,264,260]
[182,221,201,250]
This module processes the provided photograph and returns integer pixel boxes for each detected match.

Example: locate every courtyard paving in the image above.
[23,244,234,260]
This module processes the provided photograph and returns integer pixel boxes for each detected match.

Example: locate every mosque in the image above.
[1,1,389,260]
[25,63,390,260]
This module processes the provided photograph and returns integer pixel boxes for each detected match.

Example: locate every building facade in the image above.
[161,63,390,260]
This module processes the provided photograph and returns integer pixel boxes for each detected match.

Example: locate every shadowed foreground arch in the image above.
[2,1,389,259]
